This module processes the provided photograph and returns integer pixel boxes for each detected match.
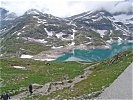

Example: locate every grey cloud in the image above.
[1,0,132,17]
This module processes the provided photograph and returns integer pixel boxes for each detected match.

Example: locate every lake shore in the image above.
[32,44,111,61]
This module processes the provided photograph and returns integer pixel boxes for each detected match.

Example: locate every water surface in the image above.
[55,43,133,62]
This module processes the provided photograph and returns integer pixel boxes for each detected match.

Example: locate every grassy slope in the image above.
[1,36,51,55]
[37,50,133,100]
[0,50,132,99]
[0,58,90,95]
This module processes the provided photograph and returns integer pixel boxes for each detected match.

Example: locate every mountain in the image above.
[0,8,132,57]
[112,11,133,32]
[0,8,17,34]
[0,8,17,20]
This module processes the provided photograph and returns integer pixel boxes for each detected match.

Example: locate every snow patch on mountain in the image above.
[22,37,47,44]
[56,32,64,39]
[97,30,107,38]
[34,58,55,61]
[86,37,92,40]
[92,16,103,21]
[51,46,64,49]
[20,55,33,58]
[44,28,53,37]
[71,29,76,40]
[22,25,29,29]
[38,19,47,24]
[17,32,21,36]
[127,40,133,43]
[25,9,40,15]
[32,16,39,19]
[118,37,123,44]
[106,38,113,44]
[70,42,75,46]
[36,39,47,44]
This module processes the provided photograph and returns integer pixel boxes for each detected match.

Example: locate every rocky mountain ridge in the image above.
[0,8,132,57]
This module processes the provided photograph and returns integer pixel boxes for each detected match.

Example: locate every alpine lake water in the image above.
[55,42,133,62]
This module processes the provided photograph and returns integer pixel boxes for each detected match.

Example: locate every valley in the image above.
[0,2,133,99]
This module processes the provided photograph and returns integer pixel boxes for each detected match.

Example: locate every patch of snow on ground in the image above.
[86,37,92,40]
[34,39,47,44]
[22,25,29,29]
[33,16,39,19]
[20,48,25,50]
[44,59,55,61]
[0,54,3,57]
[106,38,113,44]
[118,37,122,41]
[56,32,64,39]
[20,55,33,58]
[44,28,53,37]
[13,66,25,69]
[17,32,21,36]
[38,19,47,24]
[12,31,17,36]
[34,59,55,61]
[104,45,111,49]
[97,30,107,38]
[127,40,133,43]
[118,37,123,45]
[22,37,47,44]
[70,42,75,46]
[38,39,47,43]
[70,29,76,45]
[72,29,77,33]
[51,46,64,49]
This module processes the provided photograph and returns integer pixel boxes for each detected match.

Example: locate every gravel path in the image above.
[11,63,98,100]
[98,62,133,99]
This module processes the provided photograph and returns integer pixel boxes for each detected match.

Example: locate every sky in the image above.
[1,0,132,17]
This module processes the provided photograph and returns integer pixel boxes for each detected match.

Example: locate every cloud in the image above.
[1,0,132,17]
[110,1,132,13]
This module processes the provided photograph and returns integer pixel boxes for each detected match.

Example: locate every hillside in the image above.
[0,50,132,99]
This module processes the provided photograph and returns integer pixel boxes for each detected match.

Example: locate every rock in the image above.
[67,80,73,83]
[32,83,43,89]
[80,75,84,78]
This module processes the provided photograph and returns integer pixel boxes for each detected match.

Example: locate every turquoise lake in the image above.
[55,43,133,62]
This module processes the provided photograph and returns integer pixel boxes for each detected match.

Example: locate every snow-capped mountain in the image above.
[0,8,132,57]
[112,11,133,32]
[0,8,17,20]
[0,8,17,33]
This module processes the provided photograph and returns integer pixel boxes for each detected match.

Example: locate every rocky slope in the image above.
[0,8,132,57]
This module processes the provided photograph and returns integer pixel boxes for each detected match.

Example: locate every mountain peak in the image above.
[25,9,42,15]
[0,7,9,14]
[93,9,113,17]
